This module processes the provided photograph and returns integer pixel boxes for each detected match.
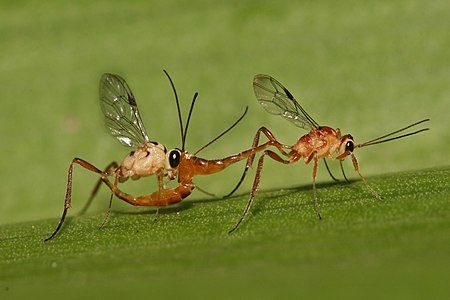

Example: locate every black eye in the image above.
[168,150,181,168]
[345,141,354,152]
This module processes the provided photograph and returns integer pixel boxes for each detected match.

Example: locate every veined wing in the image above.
[253,74,319,130]
[99,73,150,147]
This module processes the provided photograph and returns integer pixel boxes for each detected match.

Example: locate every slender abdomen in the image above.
[180,146,261,178]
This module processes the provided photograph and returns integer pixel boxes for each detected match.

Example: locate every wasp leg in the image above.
[323,158,340,182]
[312,154,322,220]
[46,158,196,241]
[340,160,350,183]
[194,184,216,197]
[45,158,114,242]
[224,127,290,198]
[78,161,118,216]
[350,154,383,200]
[229,150,291,233]
[99,175,119,229]
[153,172,165,222]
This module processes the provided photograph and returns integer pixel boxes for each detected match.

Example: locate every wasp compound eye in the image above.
[345,140,354,152]
[168,149,181,168]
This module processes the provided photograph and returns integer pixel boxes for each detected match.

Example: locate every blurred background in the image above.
[1,0,448,225]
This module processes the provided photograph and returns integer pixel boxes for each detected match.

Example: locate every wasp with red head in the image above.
[227,74,430,233]
[45,72,282,241]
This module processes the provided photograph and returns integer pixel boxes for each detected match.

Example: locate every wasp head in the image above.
[336,134,356,160]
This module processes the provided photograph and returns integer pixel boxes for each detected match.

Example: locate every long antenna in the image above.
[163,70,184,147]
[182,92,199,151]
[194,106,248,156]
[359,119,430,146]
[358,128,429,148]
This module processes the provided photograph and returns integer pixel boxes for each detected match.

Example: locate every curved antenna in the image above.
[163,70,184,147]
[182,92,199,151]
[194,106,248,156]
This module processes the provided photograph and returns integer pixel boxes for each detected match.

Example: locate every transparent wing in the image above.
[99,73,150,147]
[253,74,319,130]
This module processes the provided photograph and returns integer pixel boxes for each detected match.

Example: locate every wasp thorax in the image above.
[119,143,167,181]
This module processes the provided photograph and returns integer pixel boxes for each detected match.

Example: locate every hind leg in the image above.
[78,161,119,216]
[225,127,290,198]
[229,150,291,233]
[45,158,117,242]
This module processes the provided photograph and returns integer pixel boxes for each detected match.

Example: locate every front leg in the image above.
[350,154,383,200]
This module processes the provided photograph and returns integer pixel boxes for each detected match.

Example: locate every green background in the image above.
[0,0,449,298]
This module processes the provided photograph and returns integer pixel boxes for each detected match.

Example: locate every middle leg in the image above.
[99,175,119,229]
[312,154,322,220]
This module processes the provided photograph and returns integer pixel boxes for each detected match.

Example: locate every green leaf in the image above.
[1,167,449,298]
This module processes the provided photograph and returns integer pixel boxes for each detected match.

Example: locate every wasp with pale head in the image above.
[45,72,281,241]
